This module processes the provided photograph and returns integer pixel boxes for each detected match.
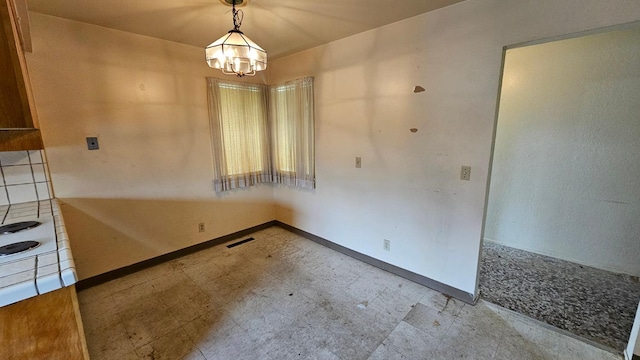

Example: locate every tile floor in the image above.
[78,227,623,360]
[480,241,640,351]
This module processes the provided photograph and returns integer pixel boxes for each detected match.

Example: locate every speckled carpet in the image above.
[479,241,640,351]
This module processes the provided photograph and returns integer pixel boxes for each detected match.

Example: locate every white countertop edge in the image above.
[0,280,38,307]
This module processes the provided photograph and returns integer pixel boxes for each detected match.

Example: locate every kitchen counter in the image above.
[0,284,90,360]
[0,199,77,307]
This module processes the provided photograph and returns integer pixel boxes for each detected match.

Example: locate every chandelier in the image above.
[205,0,267,77]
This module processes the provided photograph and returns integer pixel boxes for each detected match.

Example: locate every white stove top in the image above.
[0,217,56,264]
[0,200,77,308]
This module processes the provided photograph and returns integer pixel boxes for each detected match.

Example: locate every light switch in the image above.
[460,166,471,181]
[355,157,362,168]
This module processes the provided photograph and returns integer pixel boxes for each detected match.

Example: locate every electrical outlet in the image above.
[355,157,362,168]
[86,137,99,150]
[198,223,205,232]
[383,239,390,251]
[460,166,471,181]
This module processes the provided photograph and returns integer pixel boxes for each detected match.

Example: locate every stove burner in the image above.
[0,241,41,257]
[0,221,41,235]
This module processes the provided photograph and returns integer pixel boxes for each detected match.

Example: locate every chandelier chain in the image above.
[232,2,243,31]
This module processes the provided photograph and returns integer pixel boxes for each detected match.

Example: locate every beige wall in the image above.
[25,13,275,280]
[269,0,640,295]
[486,26,640,276]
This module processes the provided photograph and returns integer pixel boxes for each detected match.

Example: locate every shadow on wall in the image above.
[58,197,275,280]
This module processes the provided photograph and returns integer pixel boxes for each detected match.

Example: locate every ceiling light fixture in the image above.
[205,0,267,77]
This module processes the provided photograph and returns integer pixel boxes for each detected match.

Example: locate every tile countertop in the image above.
[0,199,77,307]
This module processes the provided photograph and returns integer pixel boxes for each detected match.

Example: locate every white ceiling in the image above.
[27,0,465,59]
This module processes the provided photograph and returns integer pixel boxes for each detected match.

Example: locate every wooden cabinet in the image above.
[0,0,43,150]
[0,286,91,360]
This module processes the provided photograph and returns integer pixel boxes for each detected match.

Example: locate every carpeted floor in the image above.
[479,241,640,351]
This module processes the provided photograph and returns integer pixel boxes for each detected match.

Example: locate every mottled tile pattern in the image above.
[78,227,622,360]
[480,241,640,351]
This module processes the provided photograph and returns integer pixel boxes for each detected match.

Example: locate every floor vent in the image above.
[226,237,255,249]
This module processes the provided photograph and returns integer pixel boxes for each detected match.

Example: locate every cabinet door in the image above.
[0,0,37,129]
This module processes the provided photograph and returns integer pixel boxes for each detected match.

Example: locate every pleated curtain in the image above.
[207,76,315,192]
[207,78,272,192]
[269,77,315,189]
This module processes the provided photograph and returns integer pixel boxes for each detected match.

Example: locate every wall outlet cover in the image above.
[86,137,99,150]
[461,166,471,181]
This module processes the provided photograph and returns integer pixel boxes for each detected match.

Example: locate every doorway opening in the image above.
[479,22,640,351]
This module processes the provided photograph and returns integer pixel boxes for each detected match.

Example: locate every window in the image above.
[207,79,271,192]
[207,77,315,192]
[269,77,315,189]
